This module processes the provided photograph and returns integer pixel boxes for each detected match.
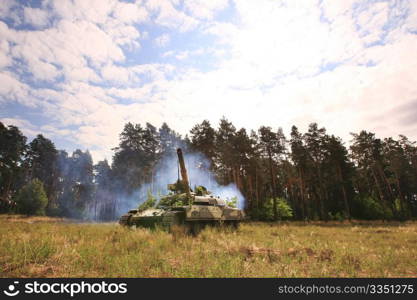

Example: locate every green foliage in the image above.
[392,198,411,220]
[168,180,189,194]
[253,198,293,221]
[328,212,345,221]
[393,198,402,213]
[138,190,157,212]
[15,179,48,215]
[353,195,393,220]
[157,193,188,207]
[0,122,27,213]
[26,135,58,204]
[194,185,208,196]
[277,198,293,219]
[226,196,238,208]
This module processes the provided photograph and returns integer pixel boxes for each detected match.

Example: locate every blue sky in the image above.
[1,0,417,162]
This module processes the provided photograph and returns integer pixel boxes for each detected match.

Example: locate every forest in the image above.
[1,118,417,221]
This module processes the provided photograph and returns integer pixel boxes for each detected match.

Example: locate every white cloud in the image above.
[23,7,49,28]
[46,0,116,25]
[101,63,131,84]
[0,117,73,143]
[104,21,142,49]
[356,2,389,45]
[184,0,229,20]
[320,0,356,21]
[175,51,189,60]
[113,1,149,24]
[0,117,39,138]
[0,0,151,85]
[3,19,126,82]
[204,21,239,44]
[0,72,31,105]
[0,0,20,24]
[146,0,198,31]
[0,39,11,68]
[162,50,174,57]
[406,0,417,32]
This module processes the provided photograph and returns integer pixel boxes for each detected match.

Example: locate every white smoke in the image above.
[115,150,246,216]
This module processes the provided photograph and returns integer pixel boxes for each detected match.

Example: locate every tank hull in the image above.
[119,204,244,235]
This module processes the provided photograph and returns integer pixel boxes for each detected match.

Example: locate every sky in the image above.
[1,0,417,163]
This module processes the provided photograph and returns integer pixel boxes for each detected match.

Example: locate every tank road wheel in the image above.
[216,220,223,228]
[231,220,239,230]
[184,222,194,235]
[186,222,204,236]
[224,220,239,230]
[169,224,188,239]
[191,222,201,236]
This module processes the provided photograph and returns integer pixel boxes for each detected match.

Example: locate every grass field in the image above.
[0,214,416,278]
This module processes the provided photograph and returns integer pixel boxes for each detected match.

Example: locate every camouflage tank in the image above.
[119,148,245,235]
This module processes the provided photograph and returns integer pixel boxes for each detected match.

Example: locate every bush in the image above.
[353,195,393,220]
[277,198,293,219]
[226,196,238,208]
[252,198,293,221]
[328,211,345,221]
[138,190,157,211]
[15,179,48,215]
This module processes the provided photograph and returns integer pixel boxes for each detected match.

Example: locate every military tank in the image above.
[119,148,245,235]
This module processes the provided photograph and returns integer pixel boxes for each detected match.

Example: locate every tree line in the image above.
[1,119,416,221]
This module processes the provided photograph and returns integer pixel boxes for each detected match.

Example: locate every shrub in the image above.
[226,196,238,208]
[353,195,393,220]
[138,190,157,211]
[15,179,48,215]
[252,197,293,221]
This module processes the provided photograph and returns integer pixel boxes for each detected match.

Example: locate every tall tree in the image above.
[158,122,182,156]
[0,122,27,212]
[304,123,328,220]
[350,131,393,219]
[94,159,114,220]
[190,120,216,161]
[258,126,281,220]
[56,149,94,218]
[322,135,353,219]
[290,126,309,219]
[215,118,237,185]
[25,134,59,215]
[112,123,147,193]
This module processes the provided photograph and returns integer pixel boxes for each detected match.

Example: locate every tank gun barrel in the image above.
[176,148,192,203]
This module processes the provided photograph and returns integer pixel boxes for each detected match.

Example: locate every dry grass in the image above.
[0,215,416,277]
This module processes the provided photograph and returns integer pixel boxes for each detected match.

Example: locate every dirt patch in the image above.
[304,248,316,257]
[317,249,334,262]
[238,246,333,263]
[374,229,390,234]
[342,255,361,271]
[27,264,55,277]
[239,246,281,262]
